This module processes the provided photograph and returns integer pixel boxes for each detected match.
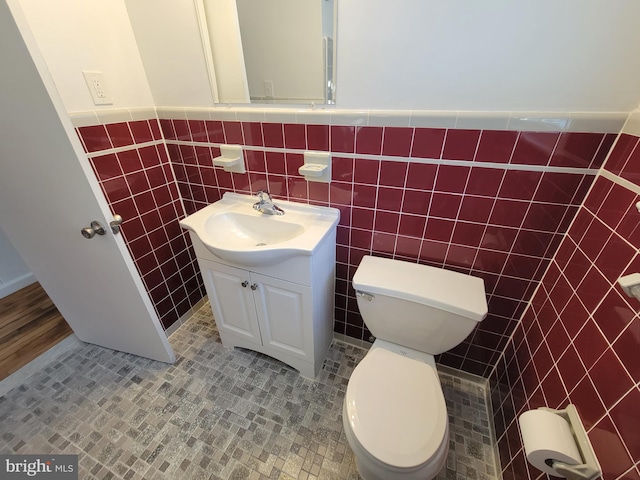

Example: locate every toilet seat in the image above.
[344,347,448,469]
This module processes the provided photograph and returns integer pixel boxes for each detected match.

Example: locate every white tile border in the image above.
[68,110,100,128]
[455,112,511,131]
[436,363,500,472]
[0,334,82,398]
[166,296,209,337]
[296,109,332,125]
[330,110,370,126]
[69,107,630,133]
[600,168,640,196]
[82,139,164,159]
[156,106,187,120]
[69,107,157,128]
[333,332,372,350]
[367,110,411,127]
[437,363,489,388]
[622,110,640,136]
[409,111,458,128]
[95,108,133,125]
[568,112,630,134]
[128,107,157,122]
[164,139,600,175]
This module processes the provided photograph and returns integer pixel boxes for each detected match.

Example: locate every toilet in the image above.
[343,256,488,480]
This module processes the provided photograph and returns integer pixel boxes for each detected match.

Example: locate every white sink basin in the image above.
[179,193,340,266]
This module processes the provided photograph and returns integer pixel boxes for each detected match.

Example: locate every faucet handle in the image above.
[256,190,272,202]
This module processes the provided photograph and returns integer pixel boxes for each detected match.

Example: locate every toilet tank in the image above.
[352,256,488,355]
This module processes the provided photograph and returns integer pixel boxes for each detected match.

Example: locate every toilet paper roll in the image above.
[518,409,582,477]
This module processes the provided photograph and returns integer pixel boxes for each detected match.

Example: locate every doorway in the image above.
[0,282,72,380]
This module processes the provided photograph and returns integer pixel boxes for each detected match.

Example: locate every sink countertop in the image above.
[179,193,340,266]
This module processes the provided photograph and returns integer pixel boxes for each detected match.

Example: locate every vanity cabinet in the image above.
[200,259,313,363]
[189,233,336,379]
[180,193,339,379]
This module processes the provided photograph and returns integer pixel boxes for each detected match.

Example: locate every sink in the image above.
[207,212,305,247]
[179,193,340,266]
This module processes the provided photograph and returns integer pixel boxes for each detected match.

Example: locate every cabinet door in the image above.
[251,272,313,361]
[199,260,262,346]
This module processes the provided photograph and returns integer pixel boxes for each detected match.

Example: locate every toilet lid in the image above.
[345,348,448,469]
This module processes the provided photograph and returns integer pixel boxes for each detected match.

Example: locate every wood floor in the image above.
[0,282,72,381]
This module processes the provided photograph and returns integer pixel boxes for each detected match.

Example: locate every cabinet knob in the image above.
[250,283,258,290]
[241,281,249,288]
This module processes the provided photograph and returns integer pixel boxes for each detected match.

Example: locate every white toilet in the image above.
[343,256,488,480]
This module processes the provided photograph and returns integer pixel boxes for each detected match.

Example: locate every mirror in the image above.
[196,0,336,105]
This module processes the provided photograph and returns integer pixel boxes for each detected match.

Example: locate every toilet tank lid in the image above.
[352,256,488,322]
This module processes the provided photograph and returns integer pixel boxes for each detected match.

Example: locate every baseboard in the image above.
[333,332,372,350]
[437,363,501,478]
[0,273,36,300]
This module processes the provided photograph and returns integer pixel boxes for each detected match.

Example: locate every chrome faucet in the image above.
[253,191,285,215]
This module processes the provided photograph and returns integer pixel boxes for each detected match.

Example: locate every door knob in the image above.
[81,221,106,239]
[110,214,123,234]
[241,281,249,288]
[250,283,258,290]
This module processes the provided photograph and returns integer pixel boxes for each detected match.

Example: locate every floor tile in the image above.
[0,304,500,479]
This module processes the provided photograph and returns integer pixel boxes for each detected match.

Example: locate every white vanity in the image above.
[180,193,340,378]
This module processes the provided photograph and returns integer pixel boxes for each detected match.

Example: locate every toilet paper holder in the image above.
[537,405,601,480]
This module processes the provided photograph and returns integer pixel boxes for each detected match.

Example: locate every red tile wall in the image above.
[490,133,640,479]
[76,120,205,330]
[76,116,637,474]
[162,118,614,376]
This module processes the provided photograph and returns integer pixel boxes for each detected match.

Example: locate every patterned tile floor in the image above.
[0,304,500,479]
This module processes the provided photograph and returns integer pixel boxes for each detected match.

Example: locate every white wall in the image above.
[124,0,640,113]
[338,0,640,111]
[126,0,215,107]
[19,0,154,112]
[17,0,640,113]
[0,226,35,299]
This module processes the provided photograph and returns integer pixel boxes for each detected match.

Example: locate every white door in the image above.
[252,273,312,361]
[201,260,263,346]
[0,1,174,363]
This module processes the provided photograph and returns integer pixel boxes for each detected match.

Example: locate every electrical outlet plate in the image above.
[82,70,112,105]
[264,80,274,99]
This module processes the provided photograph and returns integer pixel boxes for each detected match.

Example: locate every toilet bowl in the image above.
[343,256,488,480]
[343,340,449,479]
